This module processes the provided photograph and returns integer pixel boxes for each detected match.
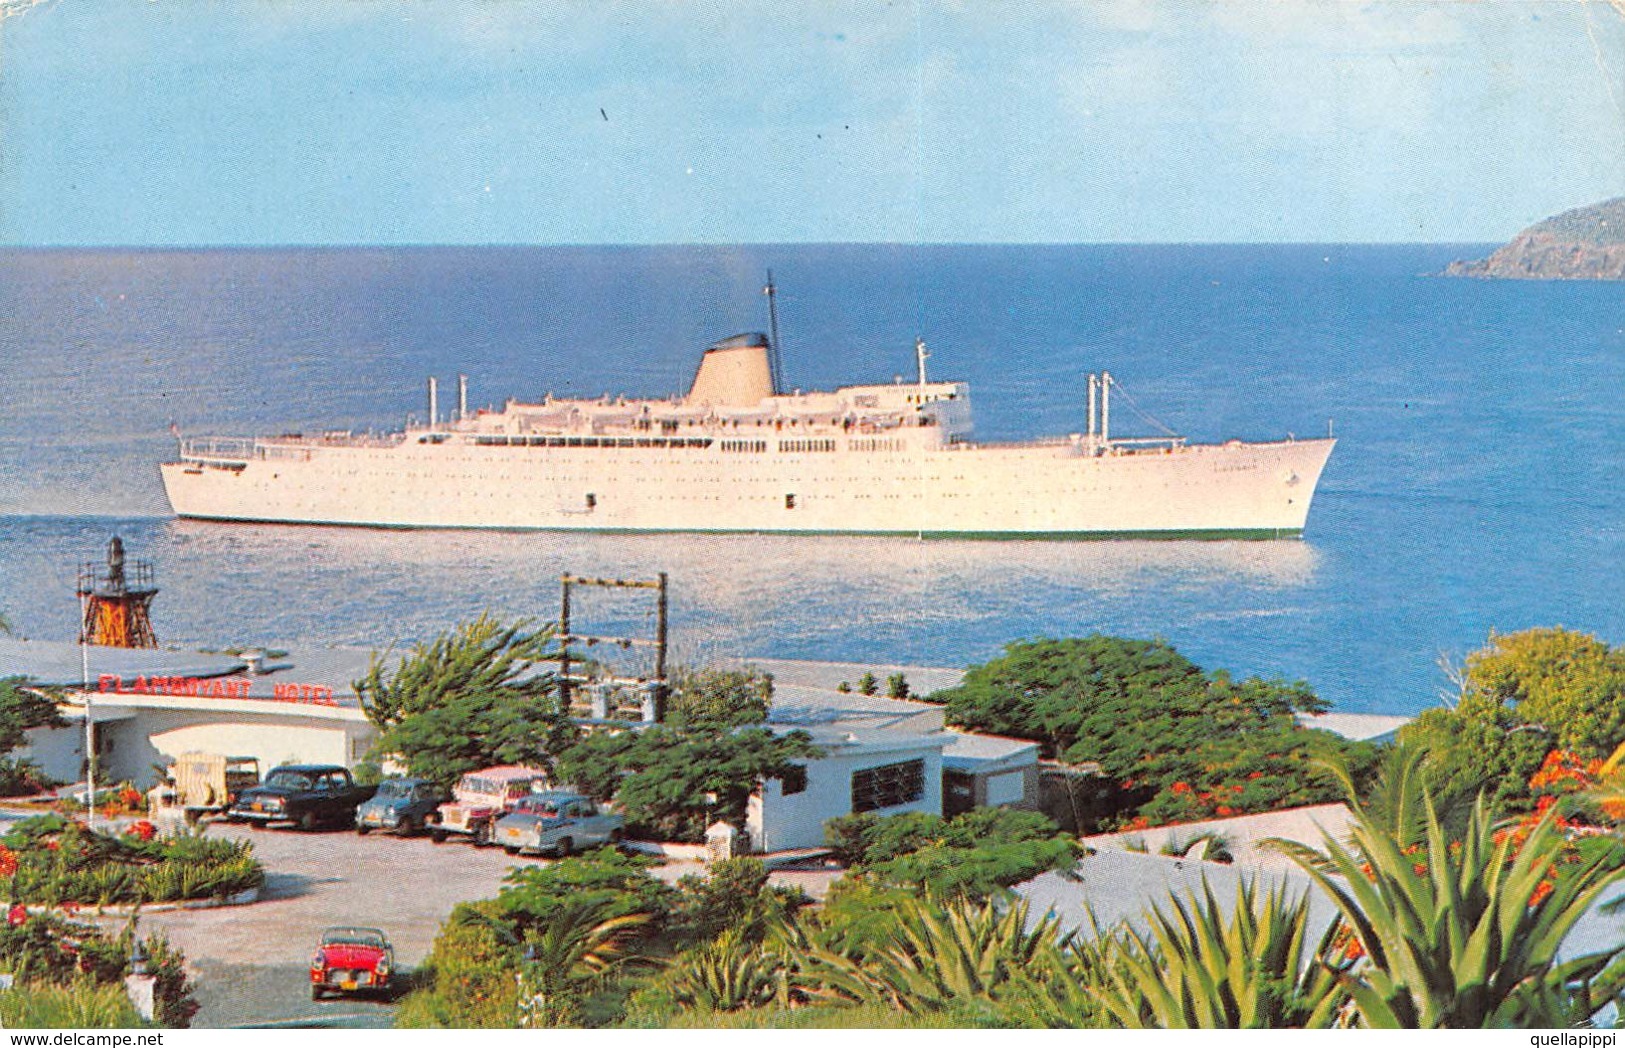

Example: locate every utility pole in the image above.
[557,573,670,722]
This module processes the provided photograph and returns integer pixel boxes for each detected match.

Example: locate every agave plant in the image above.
[788,893,1065,1019]
[665,930,783,1012]
[1086,878,1350,1029]
[1274,783,1625,1027]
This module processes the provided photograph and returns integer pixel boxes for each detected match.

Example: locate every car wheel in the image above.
[504,846,520,856]
[474,823,494,848]
[398,817,419,838]
[250,819,265,830]
[607,828,623,846]
[299,811,319,832]
[356,825,371,836]
[430,828,447,844]
[311,986,325,1002]
[554,837,573,858]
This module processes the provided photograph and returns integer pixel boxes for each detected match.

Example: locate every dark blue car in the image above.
[354,778,445,837]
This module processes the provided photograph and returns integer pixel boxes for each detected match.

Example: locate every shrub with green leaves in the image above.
[824,808,1079,899]
[0,816,263,905]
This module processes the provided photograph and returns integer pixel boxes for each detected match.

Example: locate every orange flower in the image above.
[1171,782,1192,794]
[1530,879,1556,906]
[0,846,15,878]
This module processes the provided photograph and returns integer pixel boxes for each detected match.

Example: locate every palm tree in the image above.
[462,900,648,1028]
[1086,878,1350,1028]
[1274,785,1625,1027]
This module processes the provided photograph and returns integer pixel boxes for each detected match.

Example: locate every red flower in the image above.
[1171,782,1192,794]
[124,821,156,842]
[1215,805,1236,817]
[7,904,26,927]
[0,846,16,878]
[43,840,59,851]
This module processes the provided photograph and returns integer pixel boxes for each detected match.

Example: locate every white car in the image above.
[493,791,624,857]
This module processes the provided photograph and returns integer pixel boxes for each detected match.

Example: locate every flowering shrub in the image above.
[0,911,197,1026]
[0,815,263,905]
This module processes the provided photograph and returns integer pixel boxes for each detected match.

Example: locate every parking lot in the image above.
[111,822,541,1028]
[99,821,840,1028]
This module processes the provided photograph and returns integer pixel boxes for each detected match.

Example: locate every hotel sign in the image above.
[95,674,339,706]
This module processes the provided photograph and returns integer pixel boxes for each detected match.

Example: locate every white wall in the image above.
[104,711,376,786]
[749,743,943,853]
[18,724,85,786]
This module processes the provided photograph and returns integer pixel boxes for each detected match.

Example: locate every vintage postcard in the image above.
[0,0,1622,1036]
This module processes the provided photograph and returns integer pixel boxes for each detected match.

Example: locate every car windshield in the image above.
[322,928,387,948]
[513,797,562,817]
[265,771,312,790]
[375,780,413,799]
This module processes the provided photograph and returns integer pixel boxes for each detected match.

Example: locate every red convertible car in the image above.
[310,926,394,1000]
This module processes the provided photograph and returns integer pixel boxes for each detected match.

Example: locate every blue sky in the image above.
[1,0,1621,245]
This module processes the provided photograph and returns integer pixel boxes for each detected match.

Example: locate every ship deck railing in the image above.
[179,433,400,463]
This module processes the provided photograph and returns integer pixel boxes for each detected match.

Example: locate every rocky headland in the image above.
[1444,197,1625,280]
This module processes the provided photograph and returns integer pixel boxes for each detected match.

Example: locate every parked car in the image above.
[228,765,375,830]
[355,777,445,837]
[429,765,548,846]
[494,790,624,857]
[167,752,261,823]
[310,926,393,1000]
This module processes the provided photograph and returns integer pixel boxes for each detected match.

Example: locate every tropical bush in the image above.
[824,808,1080,899]
[554,725,820,842]
[1400,627,1625,819]
[0,815,263,905]
[932,635,1377,829]
[0,911,196,1027]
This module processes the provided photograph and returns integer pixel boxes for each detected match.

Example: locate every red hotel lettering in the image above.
[94,675,328,702]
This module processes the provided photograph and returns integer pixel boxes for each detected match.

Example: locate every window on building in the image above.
[851,759,926,813]
[780,764,808,796]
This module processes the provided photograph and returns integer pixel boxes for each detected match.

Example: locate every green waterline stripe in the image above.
[173,514,1304,541]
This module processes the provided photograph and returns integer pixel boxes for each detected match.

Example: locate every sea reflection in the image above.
[0,514,1321,679]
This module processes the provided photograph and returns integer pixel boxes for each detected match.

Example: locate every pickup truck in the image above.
[229,764,376,831]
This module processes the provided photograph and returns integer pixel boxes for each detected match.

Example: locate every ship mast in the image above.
[763,271,786,395]
[915,338,929,387]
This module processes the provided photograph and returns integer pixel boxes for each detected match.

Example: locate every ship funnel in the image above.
[686,333,775,407]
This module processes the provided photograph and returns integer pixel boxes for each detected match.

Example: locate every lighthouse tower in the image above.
[76,536,158,648]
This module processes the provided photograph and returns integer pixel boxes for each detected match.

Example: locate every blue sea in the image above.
[1,244,1621,715]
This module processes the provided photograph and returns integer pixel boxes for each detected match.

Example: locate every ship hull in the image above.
[160,437,1335,539]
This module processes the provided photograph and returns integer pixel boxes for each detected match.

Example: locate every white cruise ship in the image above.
[160,333,1334,538]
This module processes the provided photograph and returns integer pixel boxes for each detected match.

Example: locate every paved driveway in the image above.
[107,822,534,1028]
[98,822,842,1028]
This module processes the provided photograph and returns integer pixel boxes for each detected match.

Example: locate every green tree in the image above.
[934,636,1366,828]
[355,616,576,788]
[824,808,1080,900]
[0,678,64,752]
[0,678,66,793]
[858,672,879,696]
[555,726,822,842]
[666,668,773,728]
[1399,627,1625,818]
[886,673,911,699]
